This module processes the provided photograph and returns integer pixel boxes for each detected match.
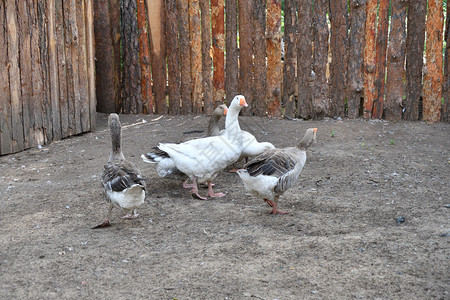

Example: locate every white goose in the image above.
[141,104,228,184]
[145,95,247,200]
[207,104,228,136]
[93,114,146,228]
[236,128,317,214]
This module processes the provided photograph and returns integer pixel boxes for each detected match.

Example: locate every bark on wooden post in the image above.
[266,0,282,117]
[6,0,25,152]
[121,0,141,114]
[282,0,297,119]
[372,0,389,119]
[137,0,153,114]
[404,0,426,121]
[443,9,450,123]
[384,0,407,121]
[252,0,267,116]
[111,0,121,112]
[166,0,181,115]
[347,0,366,118]
[189,0,202,114]
[238,0,253,114]
[363,0,377,118]
[211,0,225,107]
[312,0,329,119]
[178,0,192,114]
[200,0,213,113]
[147,0,166,114]
[422,0,443,123]
[329,0,349,117]
[225,0,238,106]
[296,0,313,119]
[0,1,12,154]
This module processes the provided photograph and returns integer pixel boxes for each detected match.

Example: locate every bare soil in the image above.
[0,113,449,299]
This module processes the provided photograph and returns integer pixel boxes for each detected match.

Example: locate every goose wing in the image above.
[244,147,306,193]
[102,160,146,194]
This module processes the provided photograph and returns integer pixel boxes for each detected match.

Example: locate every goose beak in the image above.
[239,96,248,107]
[224,108,228,115]
[313,128,318,133]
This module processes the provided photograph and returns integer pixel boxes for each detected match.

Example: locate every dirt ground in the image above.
[0,113,448,299]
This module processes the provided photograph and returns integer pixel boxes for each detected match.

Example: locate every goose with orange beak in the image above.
[147,95,248,200]
[236,128,317,214]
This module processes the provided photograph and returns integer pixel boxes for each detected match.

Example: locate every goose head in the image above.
[108,113,125,160]
[298,128,317,150]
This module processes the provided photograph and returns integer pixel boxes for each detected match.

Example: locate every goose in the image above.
[141,104,228,186]
[207,104,228,136]
[93,114,146,228]
[144,95,247,200]
[236,128,317,214]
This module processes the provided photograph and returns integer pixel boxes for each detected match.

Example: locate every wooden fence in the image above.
[0,0,96,155]
[95,0,449,123]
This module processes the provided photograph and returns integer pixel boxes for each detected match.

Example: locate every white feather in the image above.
[236,169,279,200]
[106,184,145,210]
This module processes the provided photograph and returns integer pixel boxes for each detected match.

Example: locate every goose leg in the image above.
[207,181,226,198]
[268,196,289,215]
[182,179,195,189]
[264,198,275,207]
[92,203,113,229]
[121,209,139,219]
[190,178,208,200]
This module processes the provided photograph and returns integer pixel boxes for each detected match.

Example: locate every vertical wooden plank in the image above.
[225,0,238,106]
[312,0,329,119]
[282,0,297,119]
[67,0,82,134]
[266,0,282,117]
[372,0,389,119]
[29,0,45,146]
[111,0,121,112]
[137,0,152,114]
[296,0,313,119]
[62,0,75,135]
[211,0,225,107]
[38,0,53,142]
[329,0,348,117]
[93,0,118,113]
[363,0,377,118]
[0,1,12,154]
[6,0,24,152]
[189,0,202,113]
[384,0,407,121]
[404,0,426,121]
[443,8,450,123]
[85,0,96,130]
[55,0,69,138]
[347,0,366,119]
[17,0,33,148]
[166,0,181,115]
[252,0,267,116]
[147,0,166,114]
[200,0,213,113]
[422,0,443,123]
[47,0,62,139]
[121,0,141,114]
[238,0,253,114]
[178,0,192,114]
